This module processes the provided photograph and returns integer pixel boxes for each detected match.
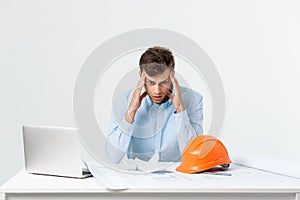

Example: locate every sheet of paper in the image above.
[87,162,193,190]
[109,152,175,172]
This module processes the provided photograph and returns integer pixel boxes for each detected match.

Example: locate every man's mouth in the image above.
[152,96,162,101]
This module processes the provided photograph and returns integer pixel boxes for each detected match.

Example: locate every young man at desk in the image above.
[105,46,203,163]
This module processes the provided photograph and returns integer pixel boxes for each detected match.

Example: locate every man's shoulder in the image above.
[180,86,202,97]
[179,86,203,107]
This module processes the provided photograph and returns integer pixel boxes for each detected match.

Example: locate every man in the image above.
[105,47,203,164]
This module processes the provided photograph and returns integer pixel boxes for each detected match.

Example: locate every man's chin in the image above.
[150,97,161,103]
[152,99,162,104]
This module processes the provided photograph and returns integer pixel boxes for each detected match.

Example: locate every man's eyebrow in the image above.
[145,77,155,82]
[159,77,170,83]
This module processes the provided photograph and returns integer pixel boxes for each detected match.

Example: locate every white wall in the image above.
[1,0,300,185]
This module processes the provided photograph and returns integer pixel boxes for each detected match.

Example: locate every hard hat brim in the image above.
[176,157,231,174]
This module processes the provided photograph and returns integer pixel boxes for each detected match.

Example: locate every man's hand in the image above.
[167,71,185,113]
[125,72,148,123]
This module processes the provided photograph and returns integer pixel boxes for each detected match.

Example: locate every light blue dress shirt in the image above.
[105,86,203,163]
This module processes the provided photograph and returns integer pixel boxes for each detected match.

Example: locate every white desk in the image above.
[1,164,300,200]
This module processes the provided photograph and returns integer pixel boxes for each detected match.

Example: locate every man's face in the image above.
[143,69,172,104]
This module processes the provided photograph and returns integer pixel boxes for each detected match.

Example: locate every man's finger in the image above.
[140,71,146,82]
[136,73,146,89]
[167,92,174,100]
[170,72,180,95]
[140,91,148,101]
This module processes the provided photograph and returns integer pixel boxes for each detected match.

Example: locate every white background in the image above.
[1,0,300,185]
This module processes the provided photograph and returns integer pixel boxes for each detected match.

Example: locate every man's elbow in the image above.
[105,142,126,164]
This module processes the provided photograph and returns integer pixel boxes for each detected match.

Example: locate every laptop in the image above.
[22,125,92,178]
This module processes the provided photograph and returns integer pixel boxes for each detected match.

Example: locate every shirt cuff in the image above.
[119,118,134,136]
[171,110,189,123]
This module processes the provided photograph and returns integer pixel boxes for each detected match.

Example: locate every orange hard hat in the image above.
[176,135,231,173]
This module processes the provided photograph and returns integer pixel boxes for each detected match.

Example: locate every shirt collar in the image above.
[145,90,174,108]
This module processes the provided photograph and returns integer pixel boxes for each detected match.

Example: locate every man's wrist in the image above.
[125,109,136,124]
[175,109,184,113]
[175,105,185,113]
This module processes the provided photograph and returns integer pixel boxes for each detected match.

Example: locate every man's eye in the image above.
[147,80,155,85]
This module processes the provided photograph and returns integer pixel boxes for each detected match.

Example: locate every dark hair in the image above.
[139,46,174,76]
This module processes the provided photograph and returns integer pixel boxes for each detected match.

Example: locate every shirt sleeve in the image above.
[105,116,134,163]
[167,91,203,153]
[105,91,134,164]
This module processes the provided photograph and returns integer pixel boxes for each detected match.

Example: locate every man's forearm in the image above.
[125,109,136,124]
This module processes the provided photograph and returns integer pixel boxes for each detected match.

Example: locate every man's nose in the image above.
[154,84,161,94]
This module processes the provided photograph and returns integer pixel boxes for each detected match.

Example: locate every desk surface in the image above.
[1,164,300,200]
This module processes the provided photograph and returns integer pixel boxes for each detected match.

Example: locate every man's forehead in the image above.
[144,72,170,81]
